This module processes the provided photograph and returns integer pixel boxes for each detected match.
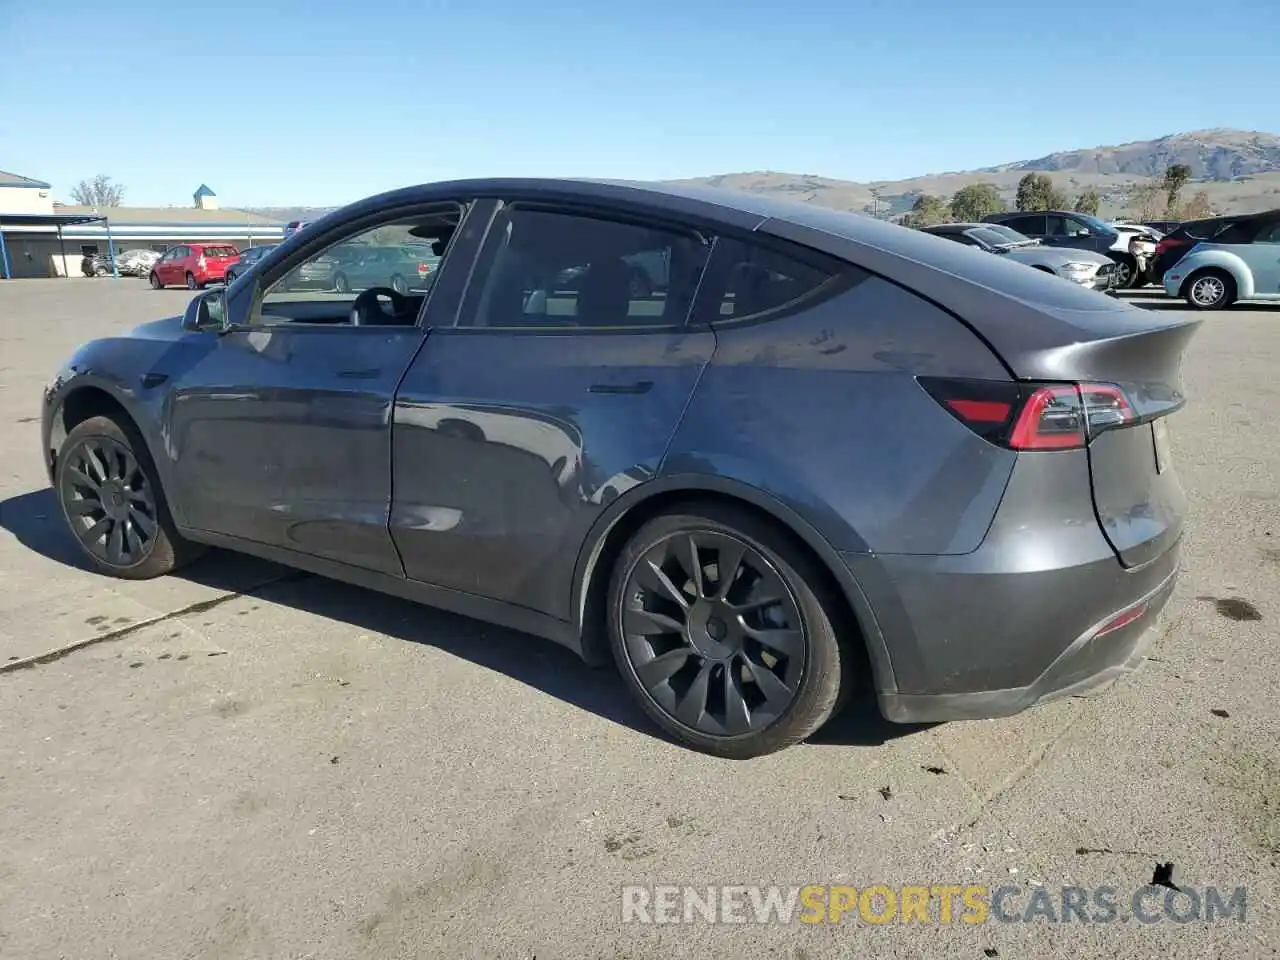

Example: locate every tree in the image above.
[902,193,951,228]
[1180,190,1214,220]
[1073,188,1101,216]
[949,183,1004,222]
[1015,173,1068,212]
[1161,163,1193,218]
[70,175,125,209]
[1126,181,1165,220]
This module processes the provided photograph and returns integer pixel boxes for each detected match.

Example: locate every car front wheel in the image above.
[54,414,203,579]
[607,503,849,758]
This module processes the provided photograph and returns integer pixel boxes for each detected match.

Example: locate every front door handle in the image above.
[588,381,653,395]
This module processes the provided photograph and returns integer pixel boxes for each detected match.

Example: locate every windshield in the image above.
[968,227,1021,248]
[1073,213,1113,234]
[983,224,1036,245]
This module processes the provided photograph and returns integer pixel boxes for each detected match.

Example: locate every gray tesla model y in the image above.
[40,179,1198,757]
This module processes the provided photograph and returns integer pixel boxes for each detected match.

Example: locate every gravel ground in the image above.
[0,279,1277,959]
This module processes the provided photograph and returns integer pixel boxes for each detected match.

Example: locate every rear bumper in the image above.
[839,445,1183,724]
[873,561,1177,722]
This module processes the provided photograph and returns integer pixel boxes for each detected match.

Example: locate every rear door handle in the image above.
[588,381,653,395]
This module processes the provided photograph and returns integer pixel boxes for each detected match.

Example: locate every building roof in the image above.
[0,170,52,189]
[193,183,217,198]
[52,204,281,225]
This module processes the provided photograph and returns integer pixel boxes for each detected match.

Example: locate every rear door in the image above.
[389,201,716,621]
[1003,214,1047,241]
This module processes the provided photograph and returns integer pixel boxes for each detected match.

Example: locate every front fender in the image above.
[41,331,202,512]
[1173,249,1253,299]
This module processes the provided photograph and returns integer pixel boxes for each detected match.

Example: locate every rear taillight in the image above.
[417,262,431,276]
[1154,237,1187,256]
[197,256,207,268]
[920,378,1134,451]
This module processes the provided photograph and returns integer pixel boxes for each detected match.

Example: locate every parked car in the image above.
[921,223,1118,291]
[329,244,438,294]
[984,211,1149,288]
[81,253,116,277]
[148,244,240,290]
[1161,208,1280,308]
[116,249,161,277]
[1149,214,1255,283]
[1107,223,1163,285]
[42,179,1199,758]
[224,244,277,286]
[283,220,309,238]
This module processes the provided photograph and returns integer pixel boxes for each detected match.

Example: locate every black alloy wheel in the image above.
[608,504,848,758]
[55,415,202,579]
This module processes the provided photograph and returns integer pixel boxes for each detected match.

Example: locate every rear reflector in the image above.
[920,377,1136,451]
[1094,601,1148,638]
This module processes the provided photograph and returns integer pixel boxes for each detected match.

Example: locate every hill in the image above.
[245,130,1280,223]
[676,129,1280,219]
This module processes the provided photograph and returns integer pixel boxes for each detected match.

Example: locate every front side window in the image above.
[460,208,708,330]
[256,204,461,326]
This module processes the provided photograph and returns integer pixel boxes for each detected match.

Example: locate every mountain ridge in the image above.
[244,129,1280,222]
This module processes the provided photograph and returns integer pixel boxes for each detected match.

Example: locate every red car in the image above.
[148,244,241,290]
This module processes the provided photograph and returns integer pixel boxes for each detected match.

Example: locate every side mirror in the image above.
[182,288,228,332]
[1076,228,1091,237]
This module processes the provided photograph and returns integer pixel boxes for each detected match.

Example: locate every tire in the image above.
[54,414,204,580]
[1182,269,1236,310]
[606,503,849,759]
[149,272,163,290]
[334,272,350,293]
[94,266,109,277]
[1114,254,1141,289]
[390,273,408,295]
[224,270,237,286]
[185,272,197,290]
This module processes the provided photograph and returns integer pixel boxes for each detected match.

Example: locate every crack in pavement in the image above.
[0,570,313,674]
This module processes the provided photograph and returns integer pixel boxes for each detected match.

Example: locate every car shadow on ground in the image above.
[0,487,926,751]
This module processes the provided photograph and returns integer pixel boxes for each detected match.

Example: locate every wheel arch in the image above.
[571,475,897,698]
[1177,252,1252,300]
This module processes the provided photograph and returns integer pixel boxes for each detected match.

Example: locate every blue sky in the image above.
[1,0,1276,208]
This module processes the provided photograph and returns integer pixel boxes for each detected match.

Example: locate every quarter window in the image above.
[700,237,837,323]
[459,208,709,330]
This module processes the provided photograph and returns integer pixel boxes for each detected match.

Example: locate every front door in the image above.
[164,200,479,575]
[1241,218,1280,297]
[389,202,717,621]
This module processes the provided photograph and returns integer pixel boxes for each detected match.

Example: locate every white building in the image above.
[0,172,285,279]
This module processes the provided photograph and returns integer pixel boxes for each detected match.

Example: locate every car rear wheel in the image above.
[224,270,237,286]
[185,272,197,290]
[390,273,408,295]
[607,504,849,758]
[149,272,162,290]
[334,272,350,293]
[1183,269,1236,310]
[55,414,204,580]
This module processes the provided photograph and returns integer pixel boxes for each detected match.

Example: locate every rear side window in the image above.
[1184,219,1234,241]
[697,236,840,324]
[459,207,710,330]
[1251,221,1280,243]
[202,246,239,258]
[1211,221,1257,244]
[1005,215,1045,236]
